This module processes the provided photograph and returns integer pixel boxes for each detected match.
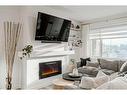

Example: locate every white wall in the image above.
[68,29,82,62]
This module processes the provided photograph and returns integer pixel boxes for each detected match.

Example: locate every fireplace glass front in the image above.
[39,60,62,79]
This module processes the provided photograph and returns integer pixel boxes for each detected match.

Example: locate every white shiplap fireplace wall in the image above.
[23,56,67,89]
[21,43,74,89]
[20,6,75,89]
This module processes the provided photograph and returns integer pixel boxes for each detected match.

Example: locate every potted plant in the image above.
[19,45,33,59]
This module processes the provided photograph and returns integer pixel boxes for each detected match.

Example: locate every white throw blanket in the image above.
[97,76,127,89]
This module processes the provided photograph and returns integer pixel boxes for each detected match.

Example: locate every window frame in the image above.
[90,37,127,58]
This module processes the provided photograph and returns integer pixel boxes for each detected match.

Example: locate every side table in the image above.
[62,72,82,81]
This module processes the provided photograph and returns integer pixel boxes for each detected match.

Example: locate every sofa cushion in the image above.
[120,61,127,72]
[101,69,115,75]
[110,72,119,81]
[86,61,99,68]
[98,59,118,72]
[78,66,99,77]
[96,77,127,89]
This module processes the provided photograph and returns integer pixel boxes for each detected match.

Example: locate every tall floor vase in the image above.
[4,22,21,90]
[6,77,12,90]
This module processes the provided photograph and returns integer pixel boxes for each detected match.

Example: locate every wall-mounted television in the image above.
[35,12,71,43]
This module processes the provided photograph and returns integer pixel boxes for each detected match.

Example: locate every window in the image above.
[89,27,127,58]
[102,38,127,58]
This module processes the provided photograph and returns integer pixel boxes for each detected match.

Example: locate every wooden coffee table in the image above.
[52,78,74,89]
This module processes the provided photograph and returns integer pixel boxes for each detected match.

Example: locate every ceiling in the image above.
[49,6,127,23]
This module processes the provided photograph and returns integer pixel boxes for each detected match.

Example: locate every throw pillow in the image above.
[94,75,110,88]
[79,71,109,89]
[98,59,118,72]
[80,57,91,67]
[79,76,95,89]
[96,70,107,77]
[120,61,127,72]
[94,70,110,88]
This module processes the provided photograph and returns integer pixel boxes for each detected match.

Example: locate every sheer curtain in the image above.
[81,24,91,58]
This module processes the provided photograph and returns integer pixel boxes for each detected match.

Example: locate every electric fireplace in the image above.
[39,60,62,79]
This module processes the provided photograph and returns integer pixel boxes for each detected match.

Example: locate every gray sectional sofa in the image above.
[63,58,127,89]
[77,59,125,77]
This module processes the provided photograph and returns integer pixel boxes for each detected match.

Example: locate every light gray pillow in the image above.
[98,59,118,72]
[96,70,108,77]
[79,71,109,89]
[120,61,127,72]
[79,76,95,89]
[94,71,109,88]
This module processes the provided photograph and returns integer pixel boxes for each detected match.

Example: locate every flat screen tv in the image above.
[35,12,71,42]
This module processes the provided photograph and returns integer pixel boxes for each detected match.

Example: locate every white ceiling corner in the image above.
[49,6,127,24]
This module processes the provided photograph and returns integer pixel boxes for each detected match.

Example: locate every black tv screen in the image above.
[35,12,71,42]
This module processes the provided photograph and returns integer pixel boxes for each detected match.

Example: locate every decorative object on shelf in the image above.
[76,25,80,29]
[72,40,82,47]
[70,22,81,31]
[4,21,22,90]
[68,39,82,50]
[20,45,33,59]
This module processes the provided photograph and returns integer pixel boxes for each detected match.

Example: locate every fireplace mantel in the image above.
[29,50,75,59]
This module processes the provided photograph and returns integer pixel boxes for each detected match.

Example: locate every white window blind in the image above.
[88,23,127,58]
[89,25,127,39]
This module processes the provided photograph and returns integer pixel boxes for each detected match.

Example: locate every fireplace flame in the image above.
[42,70,59,76]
